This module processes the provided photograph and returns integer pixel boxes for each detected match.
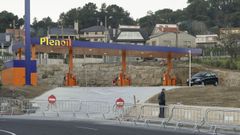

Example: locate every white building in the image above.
[196,34,218,48]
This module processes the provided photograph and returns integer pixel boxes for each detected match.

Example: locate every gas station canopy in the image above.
[14,38,202,58]
[13,38,202,58]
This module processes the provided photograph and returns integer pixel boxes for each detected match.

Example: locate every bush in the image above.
[225,60,237,70]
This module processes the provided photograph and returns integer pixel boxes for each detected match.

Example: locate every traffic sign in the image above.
[115,98,125,109]
[48,95,56,104]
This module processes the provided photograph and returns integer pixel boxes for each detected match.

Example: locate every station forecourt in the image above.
[1,37,202,87]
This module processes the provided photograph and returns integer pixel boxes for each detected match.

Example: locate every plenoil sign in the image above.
[40,37,71,47]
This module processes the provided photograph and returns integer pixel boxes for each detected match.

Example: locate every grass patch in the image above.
[148,86,240,108]
[193,57,240,70]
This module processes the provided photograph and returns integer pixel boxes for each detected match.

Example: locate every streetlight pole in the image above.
[189,50,192,87]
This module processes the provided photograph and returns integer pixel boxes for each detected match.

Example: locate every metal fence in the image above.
[2,99,111,119]
[112,103,140,124]
[139,104,170,127]
[79,101,110,118]
[205,108,240,134]
[1,98,240,134]
[170,105,204,131]
[0,98,22,115]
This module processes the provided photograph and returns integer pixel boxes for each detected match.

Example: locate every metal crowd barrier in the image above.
[21,100,110,118]
[0,98,22,115]
[139,104,170,127]
[79,101,110,119]
[170,105,204,131]
[205,108,240,134]
[112,103,137,122]
[2,97,240,135]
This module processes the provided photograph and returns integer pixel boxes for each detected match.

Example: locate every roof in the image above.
[109,26,148,42]
[152,24,179,35]
[49,28,78,35]
[149,32,195,39]
[119,25,140,30]
[196,34,218,38]
[80,26,106,33]
[156,24,178,28]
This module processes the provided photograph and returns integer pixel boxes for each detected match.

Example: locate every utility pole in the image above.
[25,0,31,85]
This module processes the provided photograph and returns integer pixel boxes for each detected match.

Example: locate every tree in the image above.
[59,2,98,29]
[0,11,18,32]
[138,14,157,35]
[59,3,135,29]
[229,12,240,27]
[191,21,208,35]
[222,33,240,60]
[155,9,173,23]
[32,17,57,37]
[105,4,135,28]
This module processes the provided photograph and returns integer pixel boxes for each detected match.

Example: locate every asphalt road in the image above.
[0,118,208,135]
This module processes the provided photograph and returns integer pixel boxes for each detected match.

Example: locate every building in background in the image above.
[195,34,221,57]
[107,25,148,63]
[196,34,218,48]
[0,33,10,59]
[151,24,179,34]
[109,25,148,44]
[219,27,240,39]
[80,25,108,42]
[147,24,196,48]
[147,32,196,48]
[48,27,78,39]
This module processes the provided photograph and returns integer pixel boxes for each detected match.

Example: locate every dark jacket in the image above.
[158,91,165,105]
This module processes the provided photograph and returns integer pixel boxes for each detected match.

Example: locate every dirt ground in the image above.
[148,86,240,108]
[0,85,53,99]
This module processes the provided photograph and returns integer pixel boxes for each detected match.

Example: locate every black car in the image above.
[187,72,218,86]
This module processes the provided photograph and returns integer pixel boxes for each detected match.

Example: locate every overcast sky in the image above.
[0,0,188,22]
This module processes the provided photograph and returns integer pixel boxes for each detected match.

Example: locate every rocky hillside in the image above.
[38,62,166,87]
[37,62,240,87]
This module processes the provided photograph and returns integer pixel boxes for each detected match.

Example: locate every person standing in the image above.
[158,88,166,118]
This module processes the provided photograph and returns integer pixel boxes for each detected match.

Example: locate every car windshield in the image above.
[192,72,206,77]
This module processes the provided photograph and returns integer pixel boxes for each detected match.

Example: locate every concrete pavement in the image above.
[0,118,209,135]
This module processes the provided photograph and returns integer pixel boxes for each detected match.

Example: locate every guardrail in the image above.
[0,98,22,115]
[1,98,240,135]
[205,108,240,134]
[21,100,111,119]
[112,103,140,124]
[169,105,204,131]
[139,104,170,127]
[79,101,110,119]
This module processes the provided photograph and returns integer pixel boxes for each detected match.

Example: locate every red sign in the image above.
[115,98,125,109]
[48,95,56,104]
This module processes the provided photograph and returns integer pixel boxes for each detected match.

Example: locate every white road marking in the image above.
[76,126,98,131]
[0,129,16,135]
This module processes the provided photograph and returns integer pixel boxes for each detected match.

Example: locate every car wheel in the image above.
[201,81,205,86]
[214,81,218,86]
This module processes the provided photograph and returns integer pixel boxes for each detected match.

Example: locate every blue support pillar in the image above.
[25,0,31,85]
